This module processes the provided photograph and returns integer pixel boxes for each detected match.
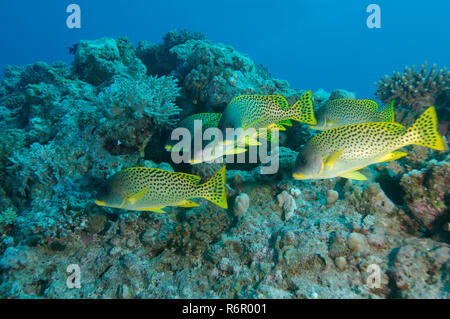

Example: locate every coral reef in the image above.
[375,62,449,109]
[375,62,450,127]
[0,31,448,299]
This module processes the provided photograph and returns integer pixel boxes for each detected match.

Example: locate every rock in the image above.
[86,215,107,234]
[347,232,368,253]
[140,228,157,246]
[277,191,297,221]
[400,160,450,231]
[0,246,29,270]
[329,230,350,258]
[334,257,347,270]
[326,190,339,205]
[233,193,250,217]
[290,187,301,198]
[368,228,386,248]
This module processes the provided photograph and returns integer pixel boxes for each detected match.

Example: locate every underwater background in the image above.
[0,0,448,298]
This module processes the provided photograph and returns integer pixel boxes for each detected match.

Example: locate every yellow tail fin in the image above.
[402,106,445,151]
[197,166,228,209]
[290,90,317,125]
[379,100,395,122]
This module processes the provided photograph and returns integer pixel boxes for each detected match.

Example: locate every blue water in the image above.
[0,0,449,99]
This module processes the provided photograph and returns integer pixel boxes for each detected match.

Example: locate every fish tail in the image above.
[402,106,446,151]
[197,166,228,209]
[289,90,317,125]
[379,100,395,122]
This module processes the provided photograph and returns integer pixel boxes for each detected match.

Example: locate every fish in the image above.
[293,106,446,181]
[218,91,316,144]
[165,113,222,152]
[95,166,228,212]
[311,99,395,130]
[189,139,248,164]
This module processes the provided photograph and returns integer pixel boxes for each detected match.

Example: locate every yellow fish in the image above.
[219,91,316,144]
[311,99,395,130]
[293,106,446,180]
[95,166,228,212]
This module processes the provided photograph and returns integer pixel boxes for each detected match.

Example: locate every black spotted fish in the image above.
[311,99,395,130]
[293,106,445,180]
[95,166,228,212]
[165,113,222,152]
[218,91,316,144]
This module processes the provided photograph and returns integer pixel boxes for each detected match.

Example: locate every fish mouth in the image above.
[95,200,106,206]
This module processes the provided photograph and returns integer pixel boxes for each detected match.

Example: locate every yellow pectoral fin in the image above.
[326,119,339,127]
[376,151,408,163]
[244,136,261,146]
[126,188,149,205]
[267,123,286,131]
[278,119,292,127]
[224,147,247,155]
[175,200,200,208]
[340,171,367,181]
[138,206,166,213]
[325,150,343,169]
[257,130,272,142]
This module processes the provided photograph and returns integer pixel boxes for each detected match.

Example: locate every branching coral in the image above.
[98,75,181,126]
[375,62,449,109]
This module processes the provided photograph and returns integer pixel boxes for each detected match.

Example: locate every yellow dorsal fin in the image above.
[126,188,149,205]
[325,150,343,169]
[376,151,408,163]
[355,99,379,112]
[268,95,289,109]
[379,100,395,122]
[340,171,367,180]
[175,172,202,185]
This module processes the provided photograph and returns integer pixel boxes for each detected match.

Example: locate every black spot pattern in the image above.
[310,122,406,160]
[225,91,316,130]
[323,99,383,126]
[197,166,227,208]
[289,90,316,125]
[403,106,444,150]
[310,106,444,160]
[115,168,204,209]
